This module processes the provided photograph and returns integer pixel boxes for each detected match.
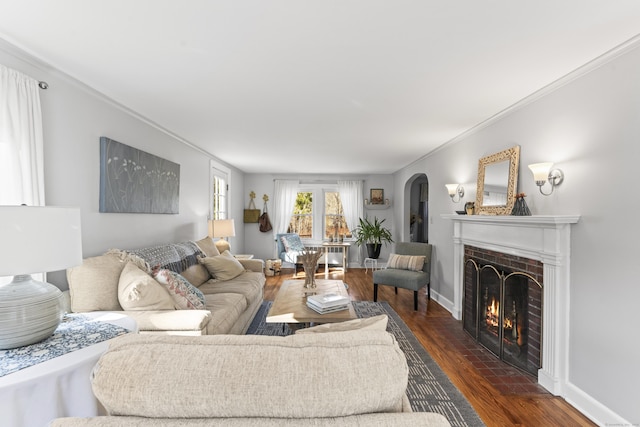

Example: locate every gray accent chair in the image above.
[373,242,432,311]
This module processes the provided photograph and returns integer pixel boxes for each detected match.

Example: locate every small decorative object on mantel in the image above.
[298,248,323,290]
[511,193,531,216]
[465,202,475,215]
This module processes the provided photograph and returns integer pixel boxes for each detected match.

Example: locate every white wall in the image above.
[243,174,395,264]
[0,41,245,289]
[394,42,640,424]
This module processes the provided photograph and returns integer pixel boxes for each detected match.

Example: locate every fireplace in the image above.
[463,246,543,376]
[447,214,579,396]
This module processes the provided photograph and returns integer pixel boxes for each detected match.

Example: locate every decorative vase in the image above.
[299,249,323,289]
[511,194,531,216]
[465,202,475,215]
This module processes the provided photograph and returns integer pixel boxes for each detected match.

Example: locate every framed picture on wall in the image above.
[370,188,384,205]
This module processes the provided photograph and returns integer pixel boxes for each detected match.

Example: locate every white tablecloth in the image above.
[0,312,137,427]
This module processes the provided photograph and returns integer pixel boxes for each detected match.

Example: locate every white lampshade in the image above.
[528,163,553,183]
[208,219,236,239]
[0,206,83,276]
[0,206,83,349]
[208,219,236,254]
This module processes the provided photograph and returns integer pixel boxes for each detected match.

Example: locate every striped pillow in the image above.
[387,254,425,272]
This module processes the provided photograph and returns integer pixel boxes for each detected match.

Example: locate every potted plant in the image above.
[353,216,393,259]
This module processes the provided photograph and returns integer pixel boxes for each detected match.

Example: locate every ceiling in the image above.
[1,1,639,174]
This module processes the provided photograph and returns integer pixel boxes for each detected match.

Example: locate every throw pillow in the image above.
[198,251,246,281]
[67,253,126,312]
[194,236,221,258]
[295,315,388,334]
[387,254,426,272]
[153,269,207,310]
[117,262,175,311]
[280,234,305,252]
[180,263,211,288]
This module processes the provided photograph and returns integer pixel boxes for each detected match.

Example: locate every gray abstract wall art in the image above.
[99,137,180,214]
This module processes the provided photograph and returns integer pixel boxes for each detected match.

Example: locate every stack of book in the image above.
[306,293,350,314]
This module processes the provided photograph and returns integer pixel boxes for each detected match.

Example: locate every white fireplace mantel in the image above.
[444,214,580,396]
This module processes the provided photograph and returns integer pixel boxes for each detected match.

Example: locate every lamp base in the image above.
[214,239,231,254]
[0,274,64,350]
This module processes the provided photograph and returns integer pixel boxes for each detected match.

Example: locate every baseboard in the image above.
[564,382,632,426]
[430,291,454,315]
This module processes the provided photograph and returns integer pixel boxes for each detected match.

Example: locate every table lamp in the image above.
[208,219,235,253]
[0,206,83,349]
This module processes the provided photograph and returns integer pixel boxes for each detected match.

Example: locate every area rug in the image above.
[246,300,485,427]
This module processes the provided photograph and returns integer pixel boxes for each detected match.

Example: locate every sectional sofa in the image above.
[51,331,451,426]
[65,236,264,335]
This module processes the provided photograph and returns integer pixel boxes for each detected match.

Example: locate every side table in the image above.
[364,257,379,272]
[0,312,137,427]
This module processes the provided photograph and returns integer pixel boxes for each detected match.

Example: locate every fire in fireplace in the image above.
[463,246,543,376]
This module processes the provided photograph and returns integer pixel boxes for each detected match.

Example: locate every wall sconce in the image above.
[528,163,564,196]
[445,184,464,203]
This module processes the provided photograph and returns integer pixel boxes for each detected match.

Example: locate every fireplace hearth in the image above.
[447,214,579,396]
[463,246,543,376]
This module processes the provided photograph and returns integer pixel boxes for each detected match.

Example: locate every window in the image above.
[210,162,229,220]
[325,191,351,239]
[287,187,351,240]
[288,191,313,238]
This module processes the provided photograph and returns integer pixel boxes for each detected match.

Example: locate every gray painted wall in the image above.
[394,42,640,424]
[0,41,246,289]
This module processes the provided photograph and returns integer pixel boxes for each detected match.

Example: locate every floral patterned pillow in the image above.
[153,268,206,310]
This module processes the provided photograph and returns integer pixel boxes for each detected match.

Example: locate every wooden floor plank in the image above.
[265,267,596,427]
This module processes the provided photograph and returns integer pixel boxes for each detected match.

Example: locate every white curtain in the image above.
[338,180,363,264]
[0,65,45,284]
[272,179,299,254]
[0,65,45,206]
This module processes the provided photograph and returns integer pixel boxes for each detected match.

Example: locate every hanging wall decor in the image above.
[99,137,180,214]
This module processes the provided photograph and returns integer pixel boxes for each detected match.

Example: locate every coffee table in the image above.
[266,279,356,325]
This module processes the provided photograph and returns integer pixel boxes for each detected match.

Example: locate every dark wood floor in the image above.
[264,267,596,427]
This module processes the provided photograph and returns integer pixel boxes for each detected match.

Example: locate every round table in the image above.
[0,312,137,427]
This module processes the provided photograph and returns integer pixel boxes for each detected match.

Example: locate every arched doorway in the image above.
[406,174,428,243]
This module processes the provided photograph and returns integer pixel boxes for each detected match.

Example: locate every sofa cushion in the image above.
[179,263,211,287]
[118,262,175,311]
[296,314,388,334]
[387,254,425,272]
[67,253,125,312]
[125,310,211,335]
[198,271,264,306]
[91,331,409,419]
[199,251,245,281]
[153,269,207,310]
[204,293,247,335]
[194,236,220,258]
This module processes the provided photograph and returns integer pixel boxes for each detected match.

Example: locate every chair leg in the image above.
[427,283,431,300]
[414,291,418,311]
[394,287,398,294]
[373,283,378,302]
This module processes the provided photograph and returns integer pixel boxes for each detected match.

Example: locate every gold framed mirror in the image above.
[475,145,520,215]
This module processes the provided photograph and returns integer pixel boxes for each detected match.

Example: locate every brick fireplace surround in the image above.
[447,214,579,396]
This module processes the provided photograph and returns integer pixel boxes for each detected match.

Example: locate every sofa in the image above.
[50,331,451,426]
[65,236,265,335]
